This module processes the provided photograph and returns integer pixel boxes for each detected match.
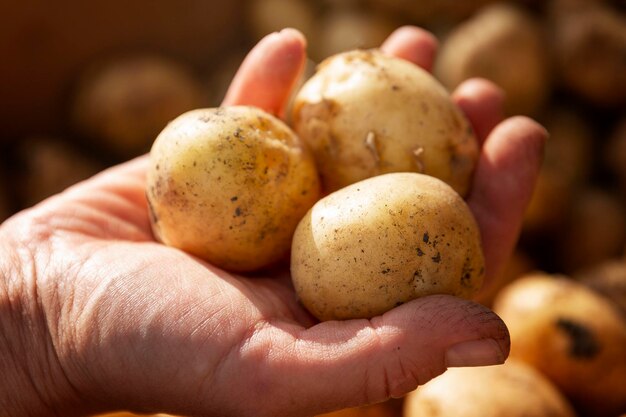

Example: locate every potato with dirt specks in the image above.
[292,49,479,196]
[493,273,626,417]
[146,106,321,272]
[291,172,484,321]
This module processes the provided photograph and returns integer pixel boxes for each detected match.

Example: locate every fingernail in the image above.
[445,339,505,367]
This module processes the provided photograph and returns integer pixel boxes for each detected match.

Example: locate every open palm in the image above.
[0,28,546,417]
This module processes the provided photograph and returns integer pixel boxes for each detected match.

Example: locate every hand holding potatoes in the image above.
[0,28,546,417]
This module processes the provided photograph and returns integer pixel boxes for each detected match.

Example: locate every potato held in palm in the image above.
[291,172,484,321]
[147,106,321,272]
[292,49,479,196]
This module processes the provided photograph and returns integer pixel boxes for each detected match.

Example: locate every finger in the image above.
[453,78,506,144]
[467,116,547,294]
[379,26,438,71]
[222,28,307,118]
[227,296,509,416]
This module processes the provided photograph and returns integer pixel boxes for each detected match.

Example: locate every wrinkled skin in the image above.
[0,27,546,417]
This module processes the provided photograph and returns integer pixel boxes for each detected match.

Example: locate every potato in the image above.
[366,0,497,26]
[435,3,551,116]
[404,360,576,417]
[246,0,316,43]
[493,273,626,416]
[548,0,626,107]
[72,55,204,158]
[291,172,484,321]
[308,8,396,62]
[315,400,399,417]
[147,106,321,272]
[1,1,243,141]
[292,49,478,196]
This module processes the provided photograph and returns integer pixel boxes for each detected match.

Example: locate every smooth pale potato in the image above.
[493,273,626,417]
[435,3,551,116]
[291,172,484,321]
[72,55,204,157]
[147,106,321,272]
[292,49,478,196]
[404,360,576,417]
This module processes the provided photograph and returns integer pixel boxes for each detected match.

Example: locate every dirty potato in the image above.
[493,273,626,417]
[291,172,484,321]
[147,106,321,272]
[292,49,479,196]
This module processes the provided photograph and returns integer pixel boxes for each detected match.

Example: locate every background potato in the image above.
[548,0,626,107]
[308,7,396,62]
[435,3,551,116]
[71,55,205,158]
[147,106,321,272]
[404,360,576,417]
[493,273,626,417]
[292,49,478,196]
[291,172,484,321]
[315,400,400,417]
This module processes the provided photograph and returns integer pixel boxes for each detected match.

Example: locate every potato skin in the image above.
[493,274,626,417]
[404,360,576,417]
[291,172,484,321]
[435,3,550,116]
[292,49,478,197]
[147,106,321,272]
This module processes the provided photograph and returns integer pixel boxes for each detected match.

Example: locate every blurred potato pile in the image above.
[2,0,625,416]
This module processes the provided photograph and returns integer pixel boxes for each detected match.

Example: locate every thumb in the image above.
[237,295,509,416]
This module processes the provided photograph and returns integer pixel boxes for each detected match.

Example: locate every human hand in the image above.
[0,27,546,417]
